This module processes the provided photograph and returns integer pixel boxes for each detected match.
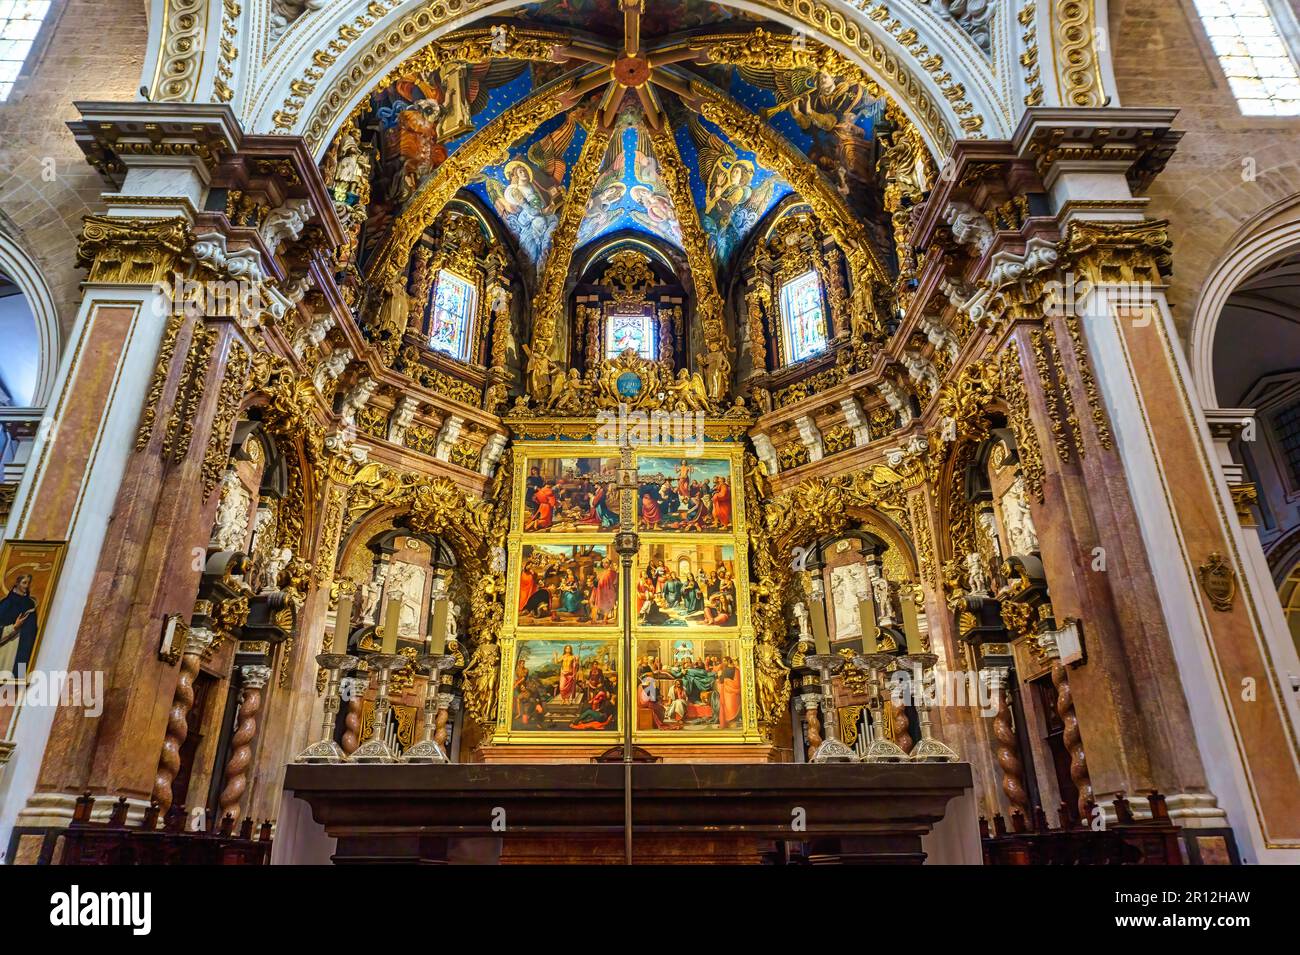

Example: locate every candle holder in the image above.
[803,654,856,763]
[898,653,959,762]
[853,653,908,762]
[402,654,456,764]
[295,652,358,764]
[348,653,409,764]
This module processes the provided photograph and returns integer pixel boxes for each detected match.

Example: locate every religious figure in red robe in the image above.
[590,557,618,623]
[711,475,732,528]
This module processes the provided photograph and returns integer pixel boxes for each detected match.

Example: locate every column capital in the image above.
[239,664,274,690]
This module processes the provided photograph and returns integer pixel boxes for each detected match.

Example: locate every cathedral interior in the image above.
[0,0,1297,868]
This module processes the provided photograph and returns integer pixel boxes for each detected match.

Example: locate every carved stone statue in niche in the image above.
[1000,473,1040,556]
[866,563,896,627]
[212,470,251,552]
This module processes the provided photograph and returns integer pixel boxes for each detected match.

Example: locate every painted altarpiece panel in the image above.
[494,442,759,744]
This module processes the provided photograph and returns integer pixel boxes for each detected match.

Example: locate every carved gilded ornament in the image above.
[1197,552,1237,612]
[77,216,192,286]
[644,120,727,352]
[1052,0,1107,107]
[149,0,210,103]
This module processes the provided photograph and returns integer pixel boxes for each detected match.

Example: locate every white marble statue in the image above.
[1001,473,1041,556]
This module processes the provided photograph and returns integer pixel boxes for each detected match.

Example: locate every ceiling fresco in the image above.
[687,61,888,223]
[671,103,793,267]
[575,108,687,252]
[465,105,597,278]
[517,0,757,37]
[326,4,915,288]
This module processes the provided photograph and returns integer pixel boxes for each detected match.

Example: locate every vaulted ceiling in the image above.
[331,0,912,293]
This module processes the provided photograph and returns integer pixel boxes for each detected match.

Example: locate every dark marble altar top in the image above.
[285,761,973,838]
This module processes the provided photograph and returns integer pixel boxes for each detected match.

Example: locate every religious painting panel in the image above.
[517,542,621,627]
[508,637,619,733]
[0,540,67,679]
[635,541,737,629]
[635,455,734,533]
[635,636,744,732]
[522,455,622,532]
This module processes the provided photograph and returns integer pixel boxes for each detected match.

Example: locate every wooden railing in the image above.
[36,793,273,865]
[980,791,1183,865]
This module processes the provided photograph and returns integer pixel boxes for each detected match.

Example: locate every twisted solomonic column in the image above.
[218,664,272,819]
[982,667,1030,817]
[153,626,216,817]
[340,677,366,756]
[1052,662,1093,820]
[801,697,823,757]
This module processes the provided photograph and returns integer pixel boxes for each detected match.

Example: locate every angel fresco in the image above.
[687,114,777,264]
[628,133,683,246]
[576,130,629,245]
[736,65,881,209]
[481,113,581,267]
[373,60,531,206]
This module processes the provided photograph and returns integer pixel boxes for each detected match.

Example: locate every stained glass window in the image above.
[1193,0,1300,115]
[606,312,656,360]
[779,269,829,364]
[429,270,476,361]
[0,1,51,101]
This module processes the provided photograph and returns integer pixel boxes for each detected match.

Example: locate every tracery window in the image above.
[605,311,656,360]
[0,1,51,101]
[428,269,476,361]
[778,268,829,364]
[1193,0,1300,115]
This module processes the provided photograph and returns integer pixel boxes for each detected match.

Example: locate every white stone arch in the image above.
[1188,193,1300,409]
[229,0,1014,159]
[0,230,61,408]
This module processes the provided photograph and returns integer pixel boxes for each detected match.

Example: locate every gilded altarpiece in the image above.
[494,440,761,745]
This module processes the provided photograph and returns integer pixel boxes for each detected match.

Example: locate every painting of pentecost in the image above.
[518,543,620,626]
[636,456,733,532]
[511,639,619,732]
[636,637,743,731]
[523,457,622,532]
